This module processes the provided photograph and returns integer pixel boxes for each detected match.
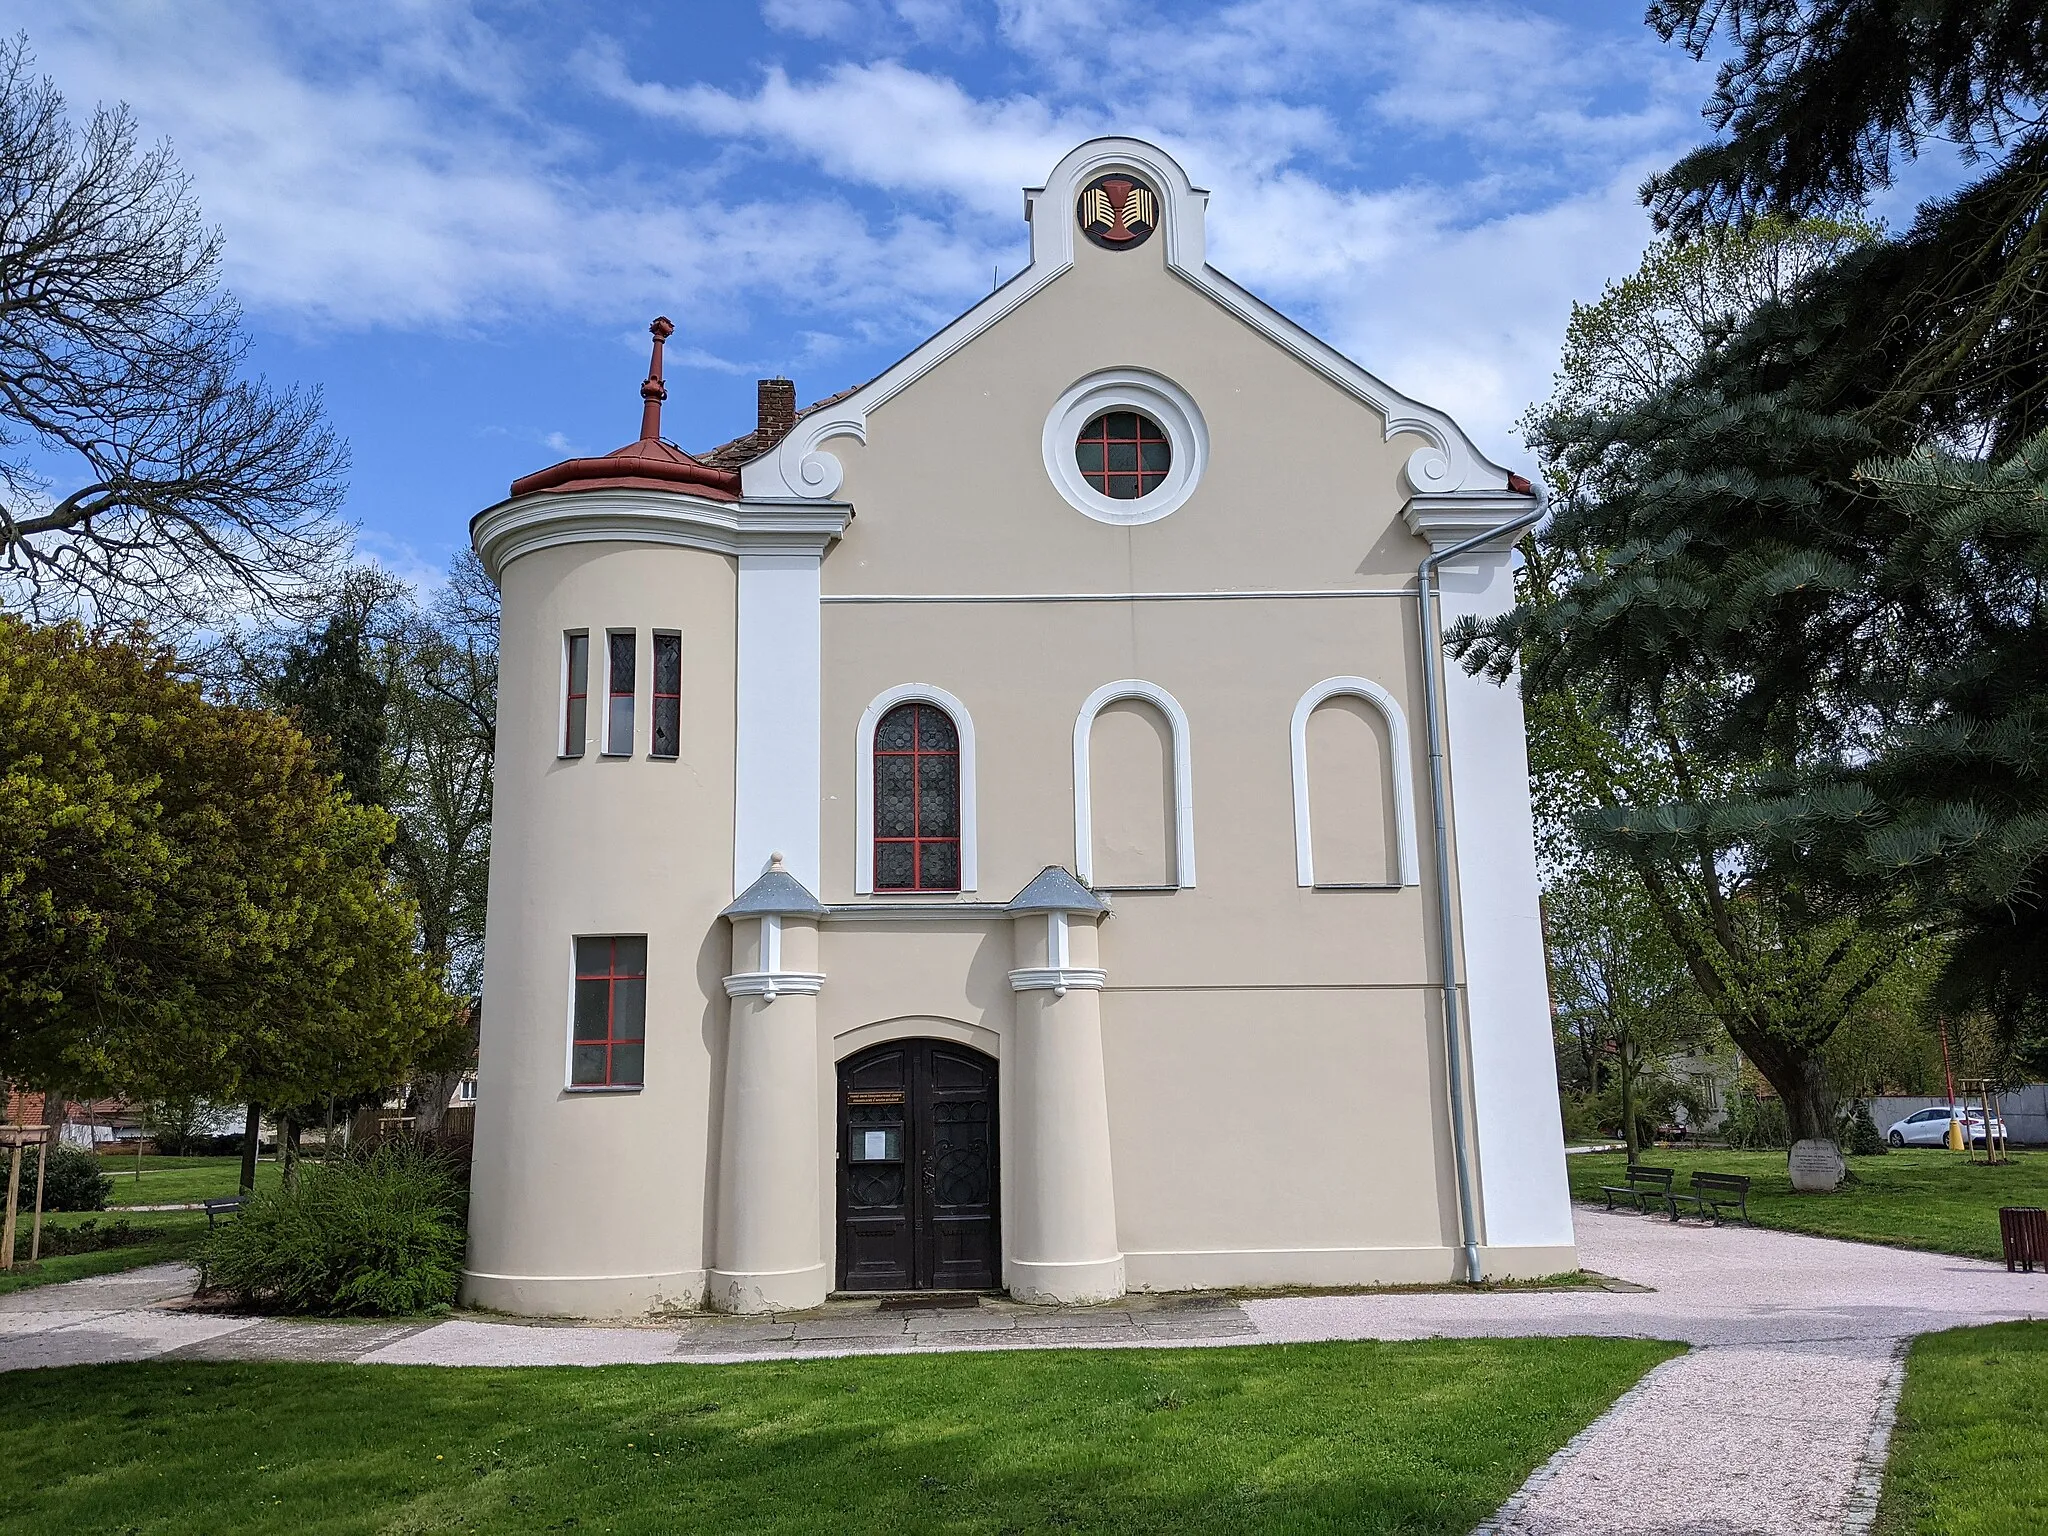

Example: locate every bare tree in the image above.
[0,36,348,634]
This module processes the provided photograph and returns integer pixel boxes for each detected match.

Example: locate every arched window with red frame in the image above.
[873,702,960,891]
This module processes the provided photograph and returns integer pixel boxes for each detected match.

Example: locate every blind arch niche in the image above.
[1073,679,1196,888]
[1290,676,1420,888]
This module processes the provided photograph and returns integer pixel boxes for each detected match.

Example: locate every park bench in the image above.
[1600,1165,1675,1216]
[1671,1171,1752,1227]
[203,1196,243,1228]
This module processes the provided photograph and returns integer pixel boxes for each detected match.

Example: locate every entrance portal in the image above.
[837,1039,999,1291]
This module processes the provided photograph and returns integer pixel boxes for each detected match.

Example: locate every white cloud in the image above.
[10,0,1715,459]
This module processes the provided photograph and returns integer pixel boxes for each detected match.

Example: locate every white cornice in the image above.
[471,488,851,579]
[1008,967,1109,995]
[1402,493,1539,553]
[722,970,826,1002]
[744,136,1523,504]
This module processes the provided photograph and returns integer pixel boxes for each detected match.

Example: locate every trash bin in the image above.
[1999,1207,2047,1272]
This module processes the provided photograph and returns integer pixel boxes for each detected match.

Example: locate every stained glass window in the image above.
[563,633,589,756]
[606,631,636,754]
[571,935,646,1087]
[652,632,681,759]
[1075,411,1169,500]
[874,703,961,891]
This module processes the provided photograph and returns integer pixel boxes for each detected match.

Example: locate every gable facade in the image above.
[465,138,1573,1317]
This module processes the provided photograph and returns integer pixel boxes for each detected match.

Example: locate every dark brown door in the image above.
[837,1040,999,1291]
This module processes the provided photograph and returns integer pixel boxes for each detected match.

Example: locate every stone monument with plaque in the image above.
[1789,1138,1845,1193]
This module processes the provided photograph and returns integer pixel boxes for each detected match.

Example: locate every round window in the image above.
[1075,411,1170,500]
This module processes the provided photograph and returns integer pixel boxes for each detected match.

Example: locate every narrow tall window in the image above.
[605,631,636,755]
[563,633,589,756]
[873,702,960,891]
[652,632,681,759]
[572,936,646,1087]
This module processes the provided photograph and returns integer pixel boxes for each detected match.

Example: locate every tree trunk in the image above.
[239,1103,260,1193]
[281,1116,301,1190]
[1620,1041,1639,1164]
[1736,1035,1837,1155]
[410,1068,466,1139]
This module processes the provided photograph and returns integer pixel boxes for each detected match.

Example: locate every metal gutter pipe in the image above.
[1417,495,1545,1284]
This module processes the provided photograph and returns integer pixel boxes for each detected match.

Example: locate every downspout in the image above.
[1418,492,1545,1284]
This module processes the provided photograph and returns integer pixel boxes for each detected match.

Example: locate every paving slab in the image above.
[163,1320,433,1363]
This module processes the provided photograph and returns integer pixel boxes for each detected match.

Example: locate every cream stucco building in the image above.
[464,138,1575,1318]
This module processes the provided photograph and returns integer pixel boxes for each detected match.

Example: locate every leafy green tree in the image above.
[386,551,496,1132]
[1461,216,1942,1150]
[1645,0,2048,453]
[0,615,458,1113]
[257,566,408,808]
[1546,870,1714,1160]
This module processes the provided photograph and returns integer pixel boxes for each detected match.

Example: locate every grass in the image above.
[1566,1147,2048,1261]
[0,1210,207,1296]
[0,1339,1679,1535]
[1878,1322,2048,1535]
[99,1155,282,1208]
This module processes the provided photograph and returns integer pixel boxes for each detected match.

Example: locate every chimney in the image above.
[757,377,797,440]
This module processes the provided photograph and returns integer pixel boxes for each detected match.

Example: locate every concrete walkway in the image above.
[3,1211,2044,1533]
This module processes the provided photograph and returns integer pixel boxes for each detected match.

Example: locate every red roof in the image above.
[509,317,743,502]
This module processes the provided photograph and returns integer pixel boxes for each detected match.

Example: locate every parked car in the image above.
[1885,1106,2008,1147]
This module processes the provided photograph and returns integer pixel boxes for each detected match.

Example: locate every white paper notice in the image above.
[865,1131,887,1161]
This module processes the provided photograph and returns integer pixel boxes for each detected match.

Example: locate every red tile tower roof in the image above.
[509,318,743,501]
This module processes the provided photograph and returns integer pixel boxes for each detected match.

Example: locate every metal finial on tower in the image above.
[640,316,675,442]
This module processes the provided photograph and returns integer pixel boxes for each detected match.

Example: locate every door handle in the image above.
[920,1147,937,1196]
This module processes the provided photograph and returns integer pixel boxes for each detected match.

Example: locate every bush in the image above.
[1840,1100,1886,1156]
[202,1141,467,1315]
[16,1142,112,1212]
[1557,1090,1602,1143]
[1721,1085,1790,1150]
[13,1216,158,1261]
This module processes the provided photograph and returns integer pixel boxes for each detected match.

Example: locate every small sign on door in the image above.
[849,1126,901,1162]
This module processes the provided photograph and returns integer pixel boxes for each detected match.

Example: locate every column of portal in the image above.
[1007,901,1124,1303]
[711,879,830,1313]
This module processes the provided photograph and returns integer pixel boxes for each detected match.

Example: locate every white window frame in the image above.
[1041,368,1209,526]
[1072,678,1196,888]
[854,683,979,895]
[560,629,590,759]
[602,628,636,757]
[562,933,647,1094]
[1289,676,1421,888]
[649,628,683,760]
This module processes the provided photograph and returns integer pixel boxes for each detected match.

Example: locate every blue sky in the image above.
[17,2,1747,589]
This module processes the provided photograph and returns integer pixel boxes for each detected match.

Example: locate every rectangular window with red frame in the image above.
[605,630,636,755]
[563,632,589,757]
[571,936,645,1087]
[652,631,681,759]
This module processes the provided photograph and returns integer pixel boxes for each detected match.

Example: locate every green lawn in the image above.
[1566,1147,2048,1261]
[100,1155,282,1207]
[0,1210,207,1296]
[0,1339,1679,1535]
[1878,1323,2048,1535]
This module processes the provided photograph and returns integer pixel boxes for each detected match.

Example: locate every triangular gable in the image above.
[741,137,1515,509]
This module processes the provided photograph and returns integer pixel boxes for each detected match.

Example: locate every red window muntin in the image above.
[1074,410,1169,500]
[563,632,589,756]
[872,702,961,891]
[571,936,646,1087]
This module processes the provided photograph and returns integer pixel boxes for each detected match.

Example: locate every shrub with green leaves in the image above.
[202,1141,466,1315]
[17,1143,112,1212]
[1840,1101,1886,1156]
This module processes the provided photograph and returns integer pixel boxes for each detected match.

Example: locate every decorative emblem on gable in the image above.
[1078,173,1158,250]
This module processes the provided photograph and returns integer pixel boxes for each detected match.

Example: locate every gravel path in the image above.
[3,1211,2043,1533]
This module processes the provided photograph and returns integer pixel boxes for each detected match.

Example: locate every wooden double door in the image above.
[837,1040,1000,1292]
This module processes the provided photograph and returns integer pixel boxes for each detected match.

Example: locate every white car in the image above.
[1885,1106,2008,1147]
